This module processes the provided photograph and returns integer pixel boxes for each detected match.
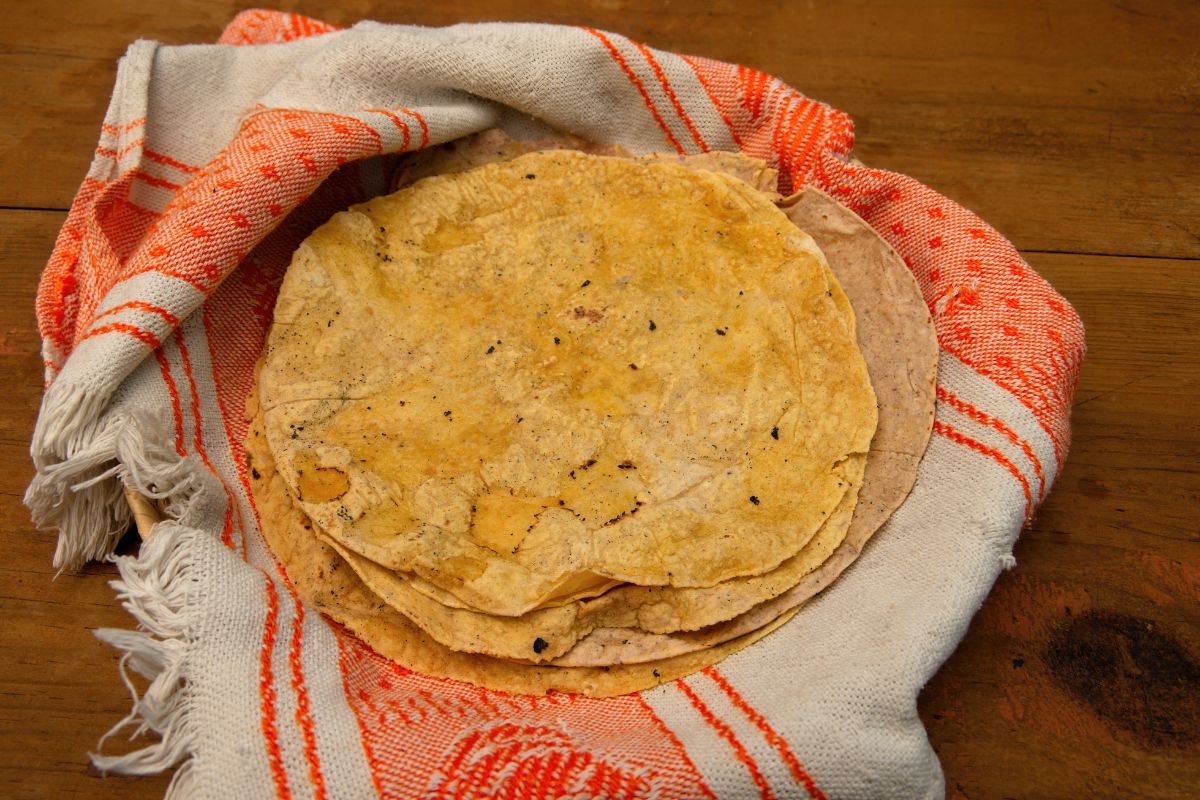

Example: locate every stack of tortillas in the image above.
[243,130,937,697]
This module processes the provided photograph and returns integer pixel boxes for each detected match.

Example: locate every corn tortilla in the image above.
[245,396,796,697]
[244,134,935,684]
[257,150,877,616]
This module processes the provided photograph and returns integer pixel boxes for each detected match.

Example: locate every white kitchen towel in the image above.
[26,10,1084,799]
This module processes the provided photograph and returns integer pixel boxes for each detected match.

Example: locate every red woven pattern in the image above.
[37,176,122,364]
[219,9,342,46]
[682,56,855,194]
[336,632,714,799]
[675,678,775,800]
[41,109,385,376]
[123,108,382,295]
[821,158,1082,462]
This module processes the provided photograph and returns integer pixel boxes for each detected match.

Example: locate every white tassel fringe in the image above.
[25,400,218,570]
[25,388,226,786]
[91,522,201,787]
[30,377,114,467]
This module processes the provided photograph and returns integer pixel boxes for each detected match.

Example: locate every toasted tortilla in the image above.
[245,133,935,682]
[245,396,795,696]
[367,137,929,653]
[249,393,845,663]
[258,149,877,616]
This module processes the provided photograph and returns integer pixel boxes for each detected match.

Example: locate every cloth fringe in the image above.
[30,378,115,466]
[91,522,201,782]
[24,399,217,570]
[27,357,223,785]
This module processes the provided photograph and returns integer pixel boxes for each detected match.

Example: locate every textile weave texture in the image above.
[25,10,1085,799]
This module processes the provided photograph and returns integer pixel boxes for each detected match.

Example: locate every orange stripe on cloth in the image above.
[680,55,744,148]
[91,300,180,328]
[95,137,146,161]
[703,667,826,799]
[173,330,236,549]
[400,107,429,149]
[116,259,224,295]
[100,116,146,135]
[675,678,776,800]
[738,64,775,121]
[199,306,254,561]
[230,477,249,561]
[148,266,213,294]
[116,198,162,223]
[144,148,201,174]
[80,321,160,350]
[204,294,326,793]
[260,579,293,800]
[632,692,716,800]
[936,386,1046,500]
[579,28,685,154]
[366,108,411,150]
[153,348,186,457]
[132,170,181,191]
[219,10,341,45]
[934,420,1033,520]
[291,12,312,39]
[1008,360,1066,454]
[773,98,823,189]
[630,41,708,152]
[288,601,330,800]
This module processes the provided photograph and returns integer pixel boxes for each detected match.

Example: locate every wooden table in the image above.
[1,2,1196,797]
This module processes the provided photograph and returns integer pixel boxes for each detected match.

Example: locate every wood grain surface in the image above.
[1,2,1196,798]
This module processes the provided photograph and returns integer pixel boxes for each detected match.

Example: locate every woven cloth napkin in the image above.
[25,10,1085,799]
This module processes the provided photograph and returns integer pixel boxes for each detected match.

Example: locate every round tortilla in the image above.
[244,397,796,697]
[249,395,845,663]
[258,149,877,617]
[245,133,935,683]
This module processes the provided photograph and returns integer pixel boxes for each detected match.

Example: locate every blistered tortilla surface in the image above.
[244,399,794,696]
[258,150,877,616]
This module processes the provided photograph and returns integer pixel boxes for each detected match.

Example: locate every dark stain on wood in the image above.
[1044,609,1200,748]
